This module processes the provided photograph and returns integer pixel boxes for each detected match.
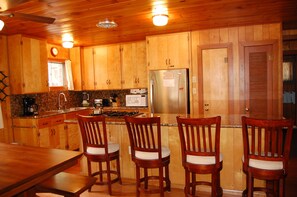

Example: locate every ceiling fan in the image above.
[0,0,55,30]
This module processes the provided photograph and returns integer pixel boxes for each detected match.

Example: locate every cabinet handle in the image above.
[137,78,139,83]
[166,59,168,65]
[106,80,108,85]
[168,59,171,65]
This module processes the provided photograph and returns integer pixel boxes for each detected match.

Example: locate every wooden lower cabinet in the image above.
[13,115,65,148]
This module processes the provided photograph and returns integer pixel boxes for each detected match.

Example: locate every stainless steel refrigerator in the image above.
[149,69,189,114]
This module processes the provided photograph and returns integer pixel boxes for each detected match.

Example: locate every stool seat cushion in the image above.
[135,146,170,160]
[242,156,283,170]
[87,142,119,155]
[187,153,223,165]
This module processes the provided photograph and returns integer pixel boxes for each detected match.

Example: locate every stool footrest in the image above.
[36,172,97,196]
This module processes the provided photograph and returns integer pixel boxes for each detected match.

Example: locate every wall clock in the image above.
[50,47,58,57]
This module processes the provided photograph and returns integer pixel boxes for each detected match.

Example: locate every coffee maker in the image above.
[23,97,38,116]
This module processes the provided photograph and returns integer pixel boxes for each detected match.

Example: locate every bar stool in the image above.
[77,115,122,195]
[176,116,223,197]
[124,116,171,197]
[241,116,294,197]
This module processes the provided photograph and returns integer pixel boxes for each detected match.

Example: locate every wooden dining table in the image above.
[0,142,83,196]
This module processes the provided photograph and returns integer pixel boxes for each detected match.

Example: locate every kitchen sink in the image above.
[41,107,89,115]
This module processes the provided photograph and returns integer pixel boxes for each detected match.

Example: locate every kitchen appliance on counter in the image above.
[82,92,90,107]
[149,69,189,114]
[23,97,38,116]
[125,94,148,107]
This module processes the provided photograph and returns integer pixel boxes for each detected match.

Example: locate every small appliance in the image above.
[82,92,90,107]
[23,97,38,116]
[125,94,148,107]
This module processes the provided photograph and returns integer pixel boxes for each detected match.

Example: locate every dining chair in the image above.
[176,116,223,197]
[241,116,294,197]
[77,115,122,195]
[124,116,171,197]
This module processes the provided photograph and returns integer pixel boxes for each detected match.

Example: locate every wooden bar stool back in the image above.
[77,115,121,195]
[241,116,294,197]
[176,116,223,197]
[124,116,171,197]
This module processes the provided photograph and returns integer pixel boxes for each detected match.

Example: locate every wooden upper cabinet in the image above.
[93,44,121,90]
[146,32,190,70]
[121,41,147,89]
[82,44,121,90]
[8,35,49,94]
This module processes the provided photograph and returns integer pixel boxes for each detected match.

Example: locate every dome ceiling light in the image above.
[96,19,118,29]
[152,5,169,27]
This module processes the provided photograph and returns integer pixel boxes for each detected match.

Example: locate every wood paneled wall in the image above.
[0,36,13,143]
[190,23,282,117]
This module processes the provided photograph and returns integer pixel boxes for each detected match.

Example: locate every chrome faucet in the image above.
[58,92,67,110]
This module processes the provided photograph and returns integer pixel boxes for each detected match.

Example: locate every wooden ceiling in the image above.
[0,0,297,47]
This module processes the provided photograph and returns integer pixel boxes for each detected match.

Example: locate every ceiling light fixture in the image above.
[96,19,118,29]
[152,14,168,26]
[62,41,74,48]
[62,33,74,48]
[0,20,4,31]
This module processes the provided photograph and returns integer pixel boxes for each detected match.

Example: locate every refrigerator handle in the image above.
[150,80,154,114]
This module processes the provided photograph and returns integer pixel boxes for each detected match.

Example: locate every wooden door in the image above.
[198,47,229,116]
[82,47,95,90]
[244,45,273,117]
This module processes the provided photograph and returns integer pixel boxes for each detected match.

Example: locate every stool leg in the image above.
[117,156,122,184]
[99,162,103,182]
[144,168,148,189]
[106,160,112,195]
[192,172,196,196]
[165,164,170,191]
[136,166,141,197]
[247,171,253,197]
[159,167,164,197]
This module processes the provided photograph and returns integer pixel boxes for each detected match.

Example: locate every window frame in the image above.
[48,59,68,91]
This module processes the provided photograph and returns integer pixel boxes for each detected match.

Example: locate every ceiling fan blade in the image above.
[0,0,31,11]
[11,12,55,24]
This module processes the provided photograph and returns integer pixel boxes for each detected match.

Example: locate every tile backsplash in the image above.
[10,89,130,117]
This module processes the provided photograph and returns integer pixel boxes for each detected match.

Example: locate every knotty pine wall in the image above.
[190,23,282,118]
[0,36,13,143]
[189,23,282,191]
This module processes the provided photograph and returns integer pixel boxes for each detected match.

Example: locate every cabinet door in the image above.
[93,46,108,89]
[66,123,80,150]
[147,32,190,70]
[13,128,39,146]
[147,36,167,70]
[167,32,190,69]
[121,41,147,89]
[69,47,82,90]
[134,41,147,88]
[107,44,121,89]
[82,47,95,90]
[22,37,49,93]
